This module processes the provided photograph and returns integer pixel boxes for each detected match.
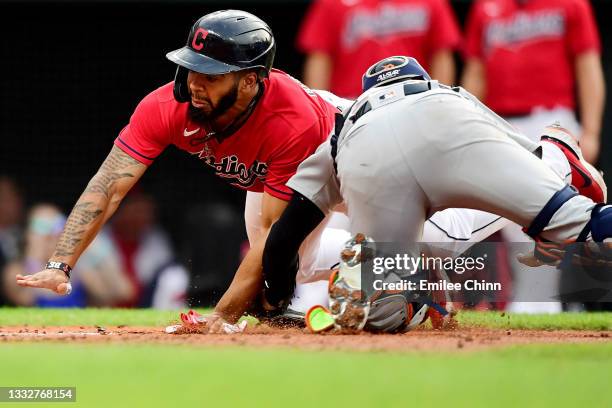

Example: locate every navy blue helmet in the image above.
[362,56,431,92]
[166,10,276,102]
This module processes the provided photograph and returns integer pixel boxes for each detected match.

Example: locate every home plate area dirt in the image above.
[1,325,610,351]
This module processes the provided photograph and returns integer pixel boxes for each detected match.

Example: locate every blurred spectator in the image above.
[0,176,24,305]
[297,0,461,99]
[462,0,605,162]
[0,176,24,263]
[461,0,606,313]
[2,204,133,307]
[108,188,189,309]
[77,228,135,307]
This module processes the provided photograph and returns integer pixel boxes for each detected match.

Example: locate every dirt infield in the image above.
[1,325,610,351]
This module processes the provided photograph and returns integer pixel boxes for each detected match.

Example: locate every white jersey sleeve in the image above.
[287,89,352,215]
[312,89,354,113]
[286,141,343,215]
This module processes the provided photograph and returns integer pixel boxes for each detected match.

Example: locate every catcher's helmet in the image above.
[166,10,276,102]
[362,56,431,92]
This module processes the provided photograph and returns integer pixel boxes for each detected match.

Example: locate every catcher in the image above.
[260,56,611,333]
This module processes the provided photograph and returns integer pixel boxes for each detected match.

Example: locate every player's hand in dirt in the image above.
[15,269,71,295]
[167,310,247,334]
[204,313,232,334]
[203,313,248,334]
[181,310,229,333]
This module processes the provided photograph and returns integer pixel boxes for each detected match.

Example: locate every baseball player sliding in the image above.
[261,56,611,333]
[16,10,339,332]
[14,9,607,334]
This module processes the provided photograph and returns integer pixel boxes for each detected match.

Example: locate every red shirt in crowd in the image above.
[115,69,338,201]
[464,0,600,115]
[297,0,461,98]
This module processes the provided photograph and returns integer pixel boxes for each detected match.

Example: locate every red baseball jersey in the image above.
[297,0,461,98]
[115,69,338,201]
[464,0,600,115]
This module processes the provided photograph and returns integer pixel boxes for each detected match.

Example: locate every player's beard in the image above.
[188,80,240,125]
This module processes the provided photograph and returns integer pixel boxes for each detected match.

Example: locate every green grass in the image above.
[457,310,612,330]
[0,307,208,327]
[2,307,612,330]
[1,308,611,407]
[0,342,610,407]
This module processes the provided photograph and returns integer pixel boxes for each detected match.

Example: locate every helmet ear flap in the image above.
[173,66,190,103]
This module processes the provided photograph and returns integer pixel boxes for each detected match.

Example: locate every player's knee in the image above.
[525,185,578,239]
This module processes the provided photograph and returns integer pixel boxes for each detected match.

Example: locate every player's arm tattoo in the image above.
[53,146,142,259]
[84,146,141,197]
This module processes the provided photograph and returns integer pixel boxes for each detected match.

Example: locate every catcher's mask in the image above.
[328,233,434,333]
[362,56,431,92]
[166,9,276,103]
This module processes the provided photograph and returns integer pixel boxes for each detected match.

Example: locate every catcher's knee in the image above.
[525,185,612,243]
[525,185,578,239]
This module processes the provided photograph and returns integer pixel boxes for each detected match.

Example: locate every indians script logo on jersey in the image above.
[484,10,565,52]
[197,152,268,188]
[343,5,429,50]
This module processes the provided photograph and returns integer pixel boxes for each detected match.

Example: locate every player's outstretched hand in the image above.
[16,269,71,295]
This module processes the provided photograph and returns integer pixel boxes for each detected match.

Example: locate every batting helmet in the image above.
[166,10,276,102]
[362,56,431,92]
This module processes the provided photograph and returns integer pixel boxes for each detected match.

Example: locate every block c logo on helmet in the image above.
[191,28,209,50]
